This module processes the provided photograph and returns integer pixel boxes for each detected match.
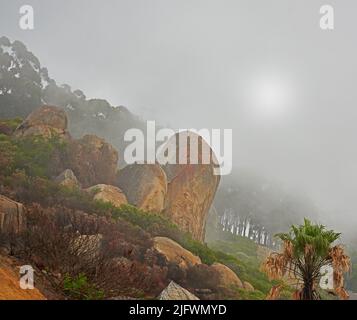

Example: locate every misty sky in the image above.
[1,0,357,232]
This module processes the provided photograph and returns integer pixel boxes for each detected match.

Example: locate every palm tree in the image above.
[262,219,351,300]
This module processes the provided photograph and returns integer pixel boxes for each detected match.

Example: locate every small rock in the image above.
[153,237,201,270]
[86,184,128,208]
[211,262,243,289]
[158,281,199,300]
[55,169,80,188]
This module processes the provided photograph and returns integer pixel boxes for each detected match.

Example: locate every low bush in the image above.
[63,273,104,300]
[0,133,67,178]
[5,204,168,299]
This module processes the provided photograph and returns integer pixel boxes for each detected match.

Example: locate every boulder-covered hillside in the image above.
[0,106,280,300]
[0,36,292,300]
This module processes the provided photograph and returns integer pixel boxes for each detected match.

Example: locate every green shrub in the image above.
[0,132,67,178]
[235,288,265,300]
[0,118,23,131]
[63,273,105,300]
[13,135,67,177]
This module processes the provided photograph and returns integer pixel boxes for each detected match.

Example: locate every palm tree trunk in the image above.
[302,277,314,300]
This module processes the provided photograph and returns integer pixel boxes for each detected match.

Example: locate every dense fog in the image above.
[1,0,357,242]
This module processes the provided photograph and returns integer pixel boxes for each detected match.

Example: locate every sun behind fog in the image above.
[247,74,295,120]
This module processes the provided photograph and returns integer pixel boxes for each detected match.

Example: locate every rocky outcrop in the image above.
[55,169,80,188]
[86,184,127,208]
[153,237,201,270]
[12,106,119,188]
[0,195,26,235]
[158,281,199,300]
[211,262,243,289]
[243,281,255,292]
[161,131,220,242]
[117,164,167,213]
[67,135,118,188]
[14,105,69,140]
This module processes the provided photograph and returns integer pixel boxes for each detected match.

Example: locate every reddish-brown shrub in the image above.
[5,204,169,299]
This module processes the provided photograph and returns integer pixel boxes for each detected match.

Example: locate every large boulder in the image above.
[158,281,199,300]
[117,164,167,213]
[86,184,127,208]
[161,131,220,241]
[14,105,69,140]
[211,263,243,289]
[153,237,201,270]
[0,195,26,235]
[67,135,119,188]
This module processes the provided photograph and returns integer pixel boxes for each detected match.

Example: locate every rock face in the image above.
[117,164,167,213]
[14,105,69,140]
[158,281,199,300]
[161,131,220,242]
[0,195,26,235]
[55,169,80,188]
[86,184,127,208]
[211,263,243,289]
[153,237,201,270]
[67,135,119,188]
